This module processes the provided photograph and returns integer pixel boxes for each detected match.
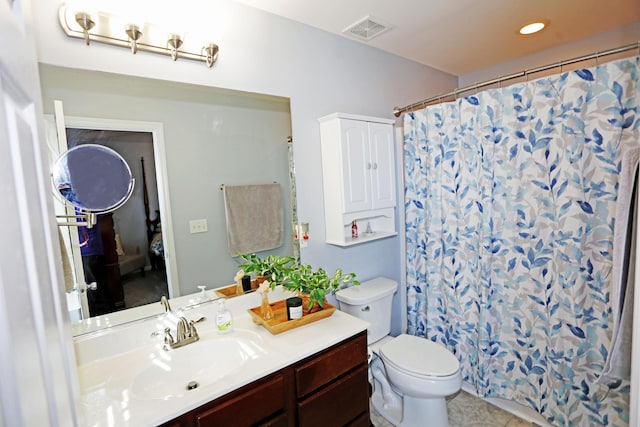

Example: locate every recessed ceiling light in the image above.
[519,21,546,35]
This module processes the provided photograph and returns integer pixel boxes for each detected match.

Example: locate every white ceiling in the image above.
[233,0,640,76]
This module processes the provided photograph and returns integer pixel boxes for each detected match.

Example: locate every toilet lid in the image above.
[379,334,459,378]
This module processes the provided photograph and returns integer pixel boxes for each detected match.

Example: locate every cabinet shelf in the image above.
[327,230,397,247]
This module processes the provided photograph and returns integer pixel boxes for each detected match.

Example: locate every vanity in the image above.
[73,289,370,427]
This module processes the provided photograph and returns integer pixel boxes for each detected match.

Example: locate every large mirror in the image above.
[40,64,297,334]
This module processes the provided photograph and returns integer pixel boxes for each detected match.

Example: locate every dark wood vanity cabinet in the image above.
[294,331,369,427]
[161,331,368,427]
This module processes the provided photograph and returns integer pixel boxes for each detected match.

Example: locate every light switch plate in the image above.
[189,219,208,234]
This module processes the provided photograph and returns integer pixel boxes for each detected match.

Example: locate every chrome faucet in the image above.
[160,295,172,312]
[162,315,206,350]
[163,317,200,350]
[177,317,197,341]
[159,295,206,350]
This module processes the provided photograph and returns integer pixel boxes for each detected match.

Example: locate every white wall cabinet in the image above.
[319,113,397,246]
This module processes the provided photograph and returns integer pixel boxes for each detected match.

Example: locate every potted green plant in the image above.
[238,253,359,313]
[238,253,296,286]
[285,263,359,312]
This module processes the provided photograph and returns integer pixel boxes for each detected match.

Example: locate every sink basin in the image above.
[127,330,267,401]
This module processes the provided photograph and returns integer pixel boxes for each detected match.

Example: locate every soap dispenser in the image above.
[216,299,233,334]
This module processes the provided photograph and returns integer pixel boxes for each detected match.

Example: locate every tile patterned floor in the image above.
[370,390,534,427]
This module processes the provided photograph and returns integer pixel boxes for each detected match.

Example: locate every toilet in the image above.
[335,277,461,427]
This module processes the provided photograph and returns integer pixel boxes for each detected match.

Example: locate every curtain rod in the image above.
[393,41,640,117]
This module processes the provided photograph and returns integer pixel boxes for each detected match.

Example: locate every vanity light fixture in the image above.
[74,12,95,45]
[59,5,220,68]
[202,43,219,68]
[125,24,142,54]
[519,21,547,35]
[167,33,183,61]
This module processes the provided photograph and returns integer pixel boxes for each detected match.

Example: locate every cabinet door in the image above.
[340,119,372,213]
[368,122,396,209]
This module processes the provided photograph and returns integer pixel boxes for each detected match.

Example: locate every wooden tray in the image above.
[214,281,259,298]
[248,299,336,334]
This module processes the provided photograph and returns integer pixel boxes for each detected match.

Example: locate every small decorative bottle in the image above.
[260,292,273,320]
[351,220,358,239]
[286,296,303,320]
[257,280,273,320]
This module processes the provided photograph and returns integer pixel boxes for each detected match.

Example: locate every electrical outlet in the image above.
[189,219,208,234]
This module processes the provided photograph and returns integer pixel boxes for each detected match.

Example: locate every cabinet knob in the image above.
[372,163,378,170]
[367,163,372,170]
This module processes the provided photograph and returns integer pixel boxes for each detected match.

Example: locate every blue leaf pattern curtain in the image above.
[404,57,640,426]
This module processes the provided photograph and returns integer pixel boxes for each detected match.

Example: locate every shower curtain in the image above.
[404,56,639,426]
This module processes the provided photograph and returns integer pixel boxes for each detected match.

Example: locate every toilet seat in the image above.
[369,335,395,357]
[379,334,459,379]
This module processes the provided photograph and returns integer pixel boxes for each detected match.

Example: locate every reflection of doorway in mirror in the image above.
[66,128,170,316]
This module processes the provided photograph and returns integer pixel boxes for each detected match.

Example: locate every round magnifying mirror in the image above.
[52,144,134,212]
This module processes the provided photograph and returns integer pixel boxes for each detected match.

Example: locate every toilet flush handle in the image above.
[361,306,370,312]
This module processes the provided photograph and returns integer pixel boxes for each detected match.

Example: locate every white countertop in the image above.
[74,289,369,427]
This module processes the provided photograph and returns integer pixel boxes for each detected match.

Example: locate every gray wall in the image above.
[41,64,294,294]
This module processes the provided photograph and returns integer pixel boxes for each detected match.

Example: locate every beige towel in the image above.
[58,227,75,292]
[223,183,284,255]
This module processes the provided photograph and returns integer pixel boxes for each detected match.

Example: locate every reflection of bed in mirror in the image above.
[117,243,145,277]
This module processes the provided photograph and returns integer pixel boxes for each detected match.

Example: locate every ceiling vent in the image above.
[342,15,392,41]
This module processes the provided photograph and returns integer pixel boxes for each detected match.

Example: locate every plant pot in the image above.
[252,275,267,289]
[298,292,327,314]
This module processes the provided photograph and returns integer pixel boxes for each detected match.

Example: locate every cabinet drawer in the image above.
[295,332,367,398]
[194,372,286,427]
[297,364,369,427]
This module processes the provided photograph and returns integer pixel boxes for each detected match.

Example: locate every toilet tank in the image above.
[335,277,398,344]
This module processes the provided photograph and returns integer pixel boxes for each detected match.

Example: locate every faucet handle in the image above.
[188,320,200,339]
[163,327,175,348]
